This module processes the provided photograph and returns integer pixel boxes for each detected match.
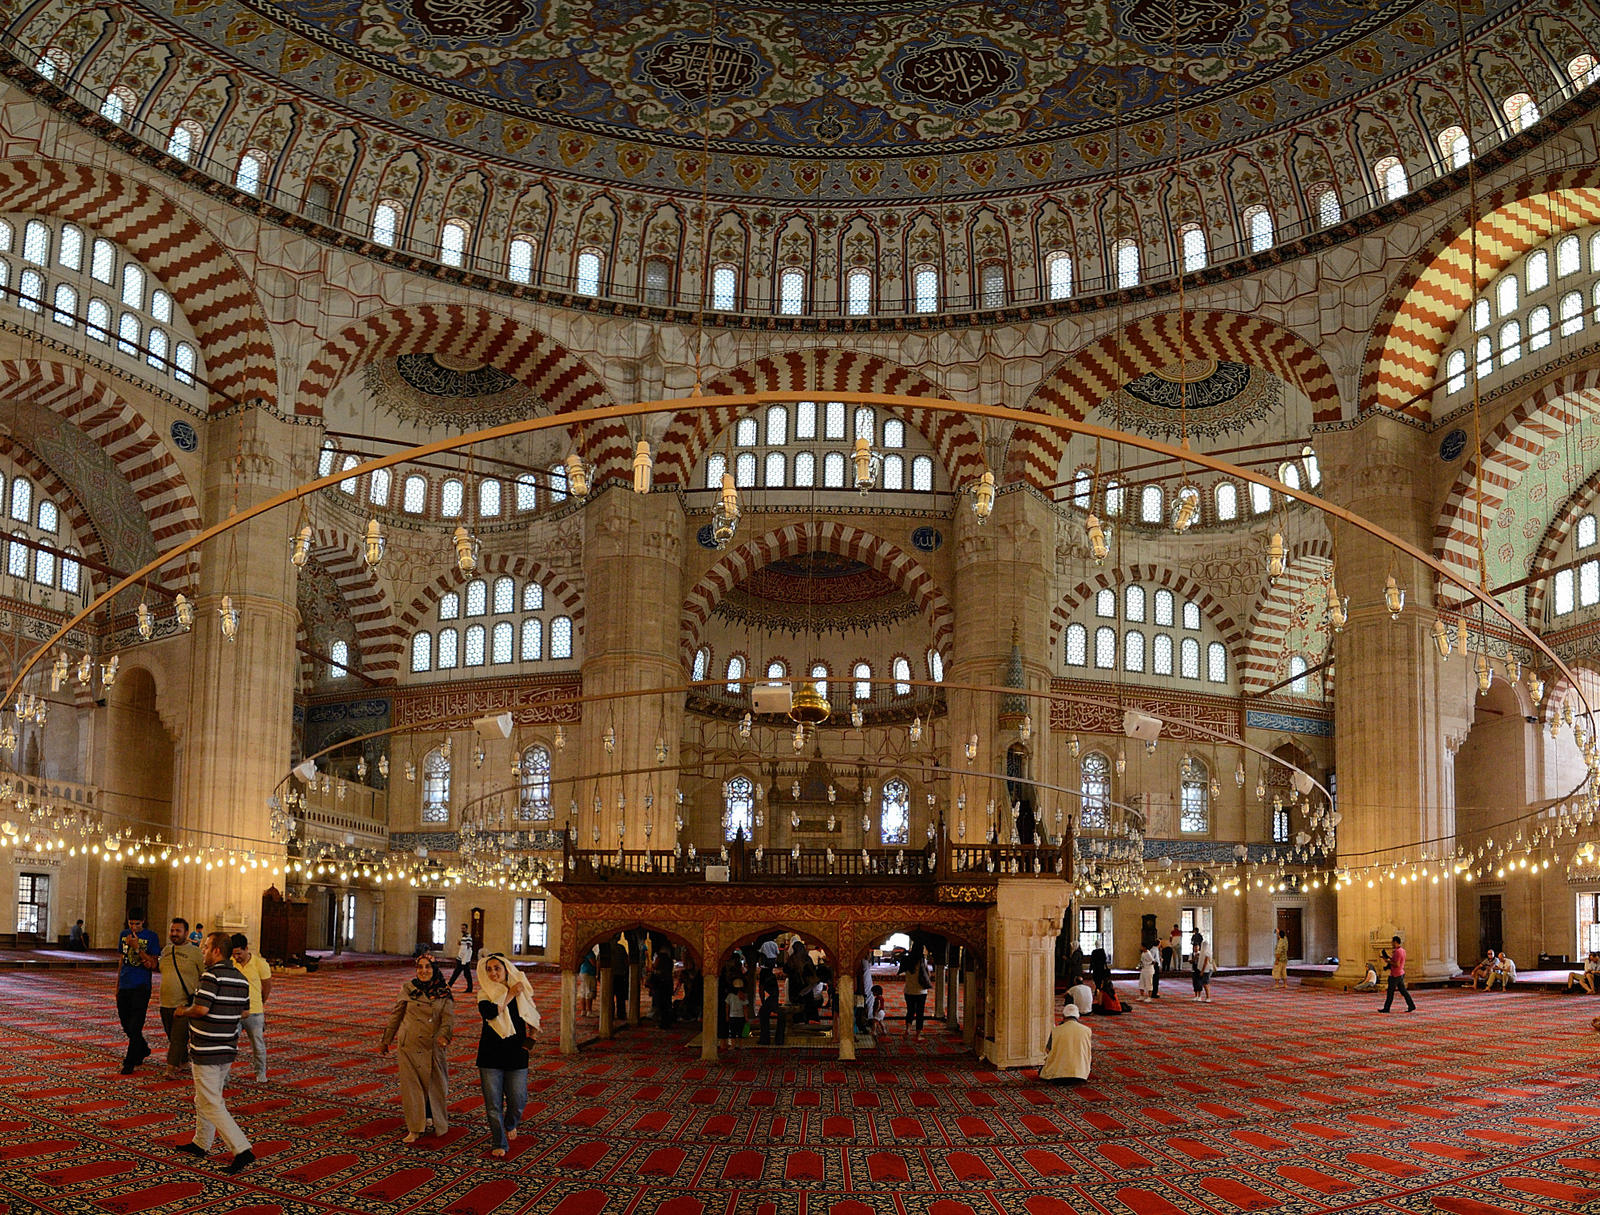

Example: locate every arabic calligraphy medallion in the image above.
[888,36,1024,115]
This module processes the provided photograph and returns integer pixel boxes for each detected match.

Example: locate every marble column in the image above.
[597,966,614,1038]
[700,977,720,1062]
[167,412,307,939]
[1323,417,1470,982]
[836,971,856,1060]
[579,489,686,853]
[931,960,946,1018]
[559,968,577,1055]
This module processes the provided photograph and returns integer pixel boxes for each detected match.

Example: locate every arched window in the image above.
[893,656,912,695]
[1064,622,1087,666]
[1071,467,1093,508]
[911,456,934,492]
[34,49,69,81]
[464,579,488,616]
[1242,205,1274,254]
[1081,752,1110,829]
[1445,349,1468,394]
[765,659,787,685]
[1499,319,1521,363]
[1571,54,1600,88]
[59,547,80,595]
[704,453,726,490]
[1529,305,1552,352]
[735,451,758,487]
[1105,480,1123,517]
[845,267,873,315]
[810,662,829,697]
[1526,249,1549,292]
[778,267,806,315]
[16,269,42,311]
[167,121,202,163]
[514,473,538,511]
[100,86,135,125]
[926,649,944,682]
[1374,155,1408,201]
[1178,223,1207,272]
[725,654,746,694]
[1045,250,1073,299]
[1559,291,1585,337]
[6,531,25,578]
[1179,758,1210,832]
[367,467,391,507]
[508,236,536,284]
[317,440,337,478]
[51,283,76,328]
[1096,589,1116,617]
[492,621,514,664]
[521,617,542,661]
[1279,461,1302,491]
[57,224,82,272]
[1438,125,1470,169]
[1180,636,1200,679]
[440,478,464,518]
[10,477,31,522]
[823,451,847,488]
[1153,632,1173,675]
[1111,238,1140,288]
[1289,653,1308,694]
[710,263,738,310]
[1207,641,1228,683]
[464,623,486,666]
[411,631,432,672]
[1580,515,1598,549]
[438,627,459,668]
[236,150,265,196]
[1124,629,1146,672]
[978,261,1007,307]
[853,662,872,701]
[422,747,451,822]
[402,474,427,513]
[1215,482,1238,520]
[764,452,785,486]
[724,775,754,841]
[175,343,197,386]
[913,263,940,312]
[575,247,603,296]
[642,257,673,305]
[1125,585,1146,622]
[370,201,402,247]
[764,404,788,447]
[1504,92,1539,131]
[433,219,469,266]
[736,417,758,446]
[1475,334,1494,378]
[1094,626,1116,668]
[1309,183,1342,228]
[1249,481,1273,514]
[692,646,710,682]
[493,576,515,614]
[1140,484,1164,523]
[303,178,335,224]
[1497,274,1519,315]
[519,745,552,821]
[328,639,349,677]
[36,501,57,533]
[880,777,910,844]
[479,478,501,517]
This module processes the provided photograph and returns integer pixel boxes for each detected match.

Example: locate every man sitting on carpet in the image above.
[1040,1003,1091,1083]
[1564,952,1599,994]
[1468,950,1497,990]
[1487,951,1517,991]
[1066,977,1094,1017]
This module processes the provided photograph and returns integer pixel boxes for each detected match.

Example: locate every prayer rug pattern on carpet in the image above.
[0,969,1597,1214]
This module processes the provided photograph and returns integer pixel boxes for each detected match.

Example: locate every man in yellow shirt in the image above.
[229,933,273,1082]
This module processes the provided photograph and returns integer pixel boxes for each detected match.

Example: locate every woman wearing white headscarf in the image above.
[475,952,540,1157]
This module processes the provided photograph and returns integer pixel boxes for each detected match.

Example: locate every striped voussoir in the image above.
[0,435,108,583]
[1433,369,1600,606]
[679,521,953,667]
[0,359,201,589]
[1361,171,1600,420]
[397,554,583,635]
[1007,311,1342,489]
[1047,564,1244,657]
[295,303,613,427]
[306,528,403,683]
[651,349,986,489]
[1239,550,1333,695]
[0,158,276,411]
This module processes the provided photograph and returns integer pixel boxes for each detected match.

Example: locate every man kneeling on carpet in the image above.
[171,931,255,1173]
[1040,1002,1092,1083]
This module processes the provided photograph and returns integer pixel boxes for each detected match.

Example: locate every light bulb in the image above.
[290,523,311,568]
[565,453,589,500]
[1069,732,1080,757]
[1383,575,1404,618]
[1086,513,1109,564]
[1474,651,1493,694]
[554,725,566,751]
[1235,761,1246,788]
[851,702,863,728]
[175,594,194,631]
[1267,532,1285,580]
[1171,489,1198,534]
[1328,587,1348,632]
[100,656,119,688]
[137,602,154,640]
[972,469,996,522]
[965,734,978,761]
[632,440,653,494]
[452,526,480,576]
[738,712,751,739]
[363,517,386,568]
[1433,618,1451,659]
[1019,714,1032,743]
[852,437,875,492]
[218,595,239,641]
[1115,749,1126,776]
[909,715,923,743]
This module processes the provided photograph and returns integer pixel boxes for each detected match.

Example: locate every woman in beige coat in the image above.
[380,953,454,1143]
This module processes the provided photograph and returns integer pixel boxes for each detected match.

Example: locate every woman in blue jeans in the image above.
[475,953,540,1157]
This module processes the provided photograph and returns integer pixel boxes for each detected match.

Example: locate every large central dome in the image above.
[135,0,1518,198]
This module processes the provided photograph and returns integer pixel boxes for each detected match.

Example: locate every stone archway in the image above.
[1048,563,1245,657]
[304,526,403,683]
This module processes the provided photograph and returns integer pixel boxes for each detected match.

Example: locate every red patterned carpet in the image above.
[1,967,1598,1214]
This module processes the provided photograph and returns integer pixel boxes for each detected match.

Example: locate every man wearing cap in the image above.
[1039,1002,1092,1083]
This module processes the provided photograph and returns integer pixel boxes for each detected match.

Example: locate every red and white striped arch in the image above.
[651,349,987,489]
[302,528,403,683]
[399,555,584,635]
[0,436,109,589]
[0,159,277,411]
[1048,565,1244,658]
[1361,170,1600,420]
[1006,311,1340,489]
[0,360,202,590]
[1239,542,1334,694]
[1434,369,1600,601]
[679,522,953,667]
[296,304,614,435]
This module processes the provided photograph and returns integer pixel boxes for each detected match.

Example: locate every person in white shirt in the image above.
[1137,945,1158,1002]
[1487,951,1517,991]
[1067,979,1094,1016]
[1039,1003,1092,1083]
[447,925,475,994]
[1564,952,1599,994]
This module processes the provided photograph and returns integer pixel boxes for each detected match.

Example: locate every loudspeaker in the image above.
[751,685,793,715]
[474,712,514,739]
[1122,710,1162,741]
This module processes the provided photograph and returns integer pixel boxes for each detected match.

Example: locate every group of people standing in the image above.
[379,948,541,1157]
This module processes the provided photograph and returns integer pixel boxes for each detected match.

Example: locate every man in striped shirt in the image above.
[171,931,255,1173]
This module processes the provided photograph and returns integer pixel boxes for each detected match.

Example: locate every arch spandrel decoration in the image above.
[679,522,954,668]
[0,159,276,411]
[652,349,986,490]
[1361,170,1600,421]
[295,303,615,435]
[1005,311,1340,488]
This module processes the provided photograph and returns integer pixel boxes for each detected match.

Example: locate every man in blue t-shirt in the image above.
[116,913,160,1073]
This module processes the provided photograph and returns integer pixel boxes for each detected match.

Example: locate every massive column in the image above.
[167,412,305,939]
[579,487,686,854]
[1323,417,1470,982]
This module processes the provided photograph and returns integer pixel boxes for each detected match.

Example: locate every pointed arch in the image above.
[398,555,583,636]
[304,526,403,682]
[651,349,986,490]
[1048,564,1244,656]
[679,522,953,667]
[0,158,276,410]
[1240,543,1334,694]
[1006,311,1340,488]
[1361,169,1600,420]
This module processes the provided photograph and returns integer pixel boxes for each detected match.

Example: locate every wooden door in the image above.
[416,897,439,952]
[125,875,150,920]
[1275,907,1304,960]
[1479,895,1503,955]
[470,907,485,957]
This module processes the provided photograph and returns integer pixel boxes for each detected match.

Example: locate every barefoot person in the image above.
[380,953,454,1144]
[475,952,539,1158]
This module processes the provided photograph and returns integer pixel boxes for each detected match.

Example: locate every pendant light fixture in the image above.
[632,438,653,494]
